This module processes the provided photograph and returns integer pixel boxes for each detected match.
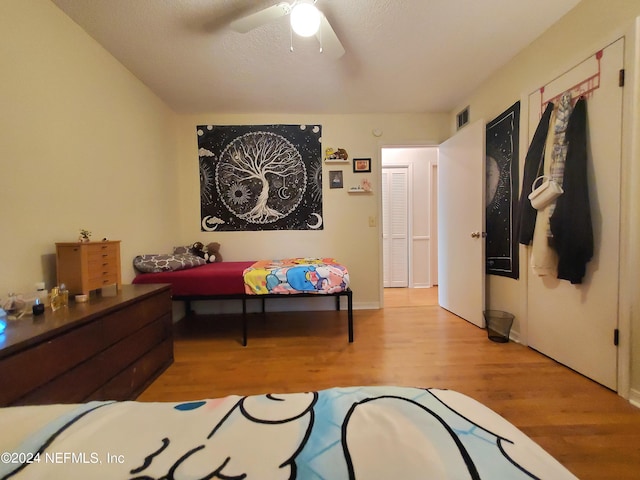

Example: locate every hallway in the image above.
[383,286,438,308]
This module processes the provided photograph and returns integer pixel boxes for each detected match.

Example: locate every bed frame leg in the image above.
[347,290,353,343]
[242,297,247,347]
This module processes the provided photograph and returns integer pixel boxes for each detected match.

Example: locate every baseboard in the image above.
[630,388,640,409]
[508,328,521,344]
[355,301,381,310]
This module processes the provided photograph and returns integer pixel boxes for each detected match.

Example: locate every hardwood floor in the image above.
[138,287,640,479]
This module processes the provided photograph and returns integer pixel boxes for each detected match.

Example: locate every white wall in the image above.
[449,0,640,399]
[0,0,179,297]
[381,147,438,288]
[173,114,449,310]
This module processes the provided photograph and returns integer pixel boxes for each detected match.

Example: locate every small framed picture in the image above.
[329,170,343,189]
[353,158,371,173]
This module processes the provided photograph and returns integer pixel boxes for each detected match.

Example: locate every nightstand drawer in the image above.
[56,241,121,295]
[88,271,117,289]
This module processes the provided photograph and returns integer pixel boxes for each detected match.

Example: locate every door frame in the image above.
[378,143,439,306]
[616,18,640,402]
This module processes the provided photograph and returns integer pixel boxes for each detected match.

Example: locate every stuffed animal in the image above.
[189,241,221,263]
[190,242,210,262]
[205,242,222,263]
[325,148,348,160]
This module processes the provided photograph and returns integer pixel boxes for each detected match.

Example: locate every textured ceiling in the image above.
[50,0,581,114]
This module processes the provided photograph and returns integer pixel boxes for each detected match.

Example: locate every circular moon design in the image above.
[486,156,500,205]
[278,186,291,200]
[201,216,219,232]
[307,213,323,229]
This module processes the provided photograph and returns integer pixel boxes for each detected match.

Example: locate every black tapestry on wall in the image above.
[197,124,323,231]
[486,102,520,279]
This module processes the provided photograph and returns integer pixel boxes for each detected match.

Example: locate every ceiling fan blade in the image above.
[316,14,345,58]
[229,2,291,34]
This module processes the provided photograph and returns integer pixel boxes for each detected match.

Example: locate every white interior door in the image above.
[526,38,624,390]
[382,167,409,287]
[438,120,486,327]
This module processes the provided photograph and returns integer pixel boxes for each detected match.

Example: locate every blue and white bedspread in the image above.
[0,386,576,479]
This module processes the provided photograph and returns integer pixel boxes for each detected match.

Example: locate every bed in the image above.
[132,257,353,346]
[0,385,576,479]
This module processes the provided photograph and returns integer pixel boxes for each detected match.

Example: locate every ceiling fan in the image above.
[230,0,345,58]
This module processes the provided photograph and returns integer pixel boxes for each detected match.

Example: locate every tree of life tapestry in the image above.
[486,102,520,279]
[197,124,323,231]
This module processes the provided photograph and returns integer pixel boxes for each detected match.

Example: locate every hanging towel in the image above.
[549,97,593,284]
[516,102,554,245]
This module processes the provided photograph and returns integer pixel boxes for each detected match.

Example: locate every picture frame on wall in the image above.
[329,170,343,189]
[353,158,371,173]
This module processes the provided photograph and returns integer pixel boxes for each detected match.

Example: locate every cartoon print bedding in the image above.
[0,386,577,479]
[243,258,350,295]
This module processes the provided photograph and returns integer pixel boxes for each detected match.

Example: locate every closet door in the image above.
[382,167,409,287]
[526,38,624,390]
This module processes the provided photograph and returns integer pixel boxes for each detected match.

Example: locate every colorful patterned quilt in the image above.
[243,258,350,295]
[0,386,577,479]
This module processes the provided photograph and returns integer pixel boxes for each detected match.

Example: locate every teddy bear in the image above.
[325,147,348,160]
[205,242,222,263]
[190,241,222,263]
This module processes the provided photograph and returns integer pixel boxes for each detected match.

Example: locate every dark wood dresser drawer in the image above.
[0,284,173,406]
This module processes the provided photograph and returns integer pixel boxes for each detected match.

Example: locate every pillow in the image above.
[174,243,220,263]
[173,245,193,255]
[133,253,207,273]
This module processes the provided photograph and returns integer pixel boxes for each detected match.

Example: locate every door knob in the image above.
[471,231,482,238]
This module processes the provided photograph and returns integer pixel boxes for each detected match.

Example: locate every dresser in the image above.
[0,284,173,406]
[56,240,121,295]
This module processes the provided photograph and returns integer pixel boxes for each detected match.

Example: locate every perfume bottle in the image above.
[35,282,49,307]
[59,283,69,307]
[50,286,62,311]
[32,298,45,316]
[3,293,26,319]
[0,308,6,334]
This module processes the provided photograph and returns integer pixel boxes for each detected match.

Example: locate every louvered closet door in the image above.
[382,167,409,287]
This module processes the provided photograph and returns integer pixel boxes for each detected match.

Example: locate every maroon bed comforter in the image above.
[132,261,255,296]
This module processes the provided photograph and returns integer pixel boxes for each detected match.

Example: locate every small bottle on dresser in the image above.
[50,286,61,311]
[35,282,49,307]
[59,283,69,307]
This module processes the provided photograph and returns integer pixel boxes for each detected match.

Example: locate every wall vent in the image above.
[456,107,470,130]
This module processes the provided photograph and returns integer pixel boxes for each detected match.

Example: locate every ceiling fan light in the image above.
[290,3,321,37]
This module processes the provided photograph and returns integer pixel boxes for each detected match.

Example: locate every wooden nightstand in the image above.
[56,241,122,295]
